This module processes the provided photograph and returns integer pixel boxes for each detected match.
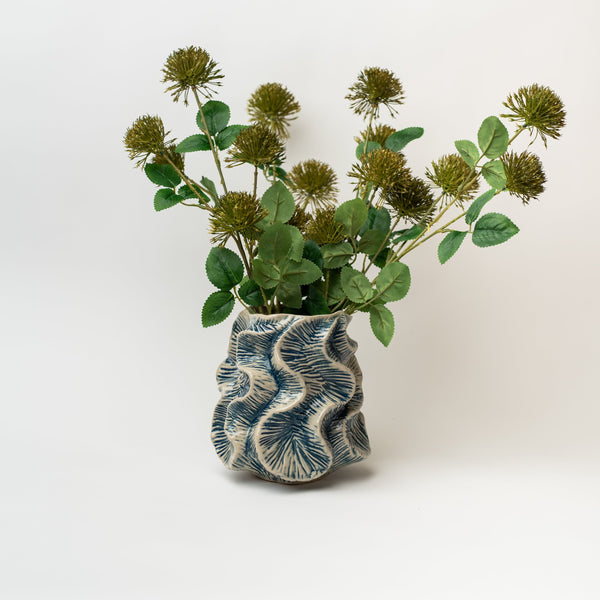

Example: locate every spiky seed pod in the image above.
[152,144,184,171]
[501,151,546,204]
[501,84,566,146]
[354,124,396,146]
[247,82,301,139]
[425,153,479,202]
[348,148,410,192]
[346,67,405,119]
[123,114,172,168]
[209,192,267,246]
[287,205,312,237]
[225,123,286,168]
[305,208,346,246]
[287,160,339,210]
[382,176,436,224]
[162,46,223,104]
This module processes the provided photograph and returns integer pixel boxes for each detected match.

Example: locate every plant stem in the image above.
[162,156,213,210]
[252,167,258,199]
[192,88,228,195]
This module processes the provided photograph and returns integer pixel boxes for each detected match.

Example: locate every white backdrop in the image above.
[1,1,599,598]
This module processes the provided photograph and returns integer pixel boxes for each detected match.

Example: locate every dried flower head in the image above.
[346,67,405,119]
[247,82,300,139]
[355,124,396,146]
[501,84,566,146]
[209,192,266,245]
[226,123,286,168]
[349,148,410,191]
[501,151,546,204]
[287,160,338,210]
[162,46,223,104]
[123,114,172,167]
[305,208,346,246]
[287,205,312,236]
[382,176,435,224]
[425,153,479,202]
[152,144,184,171]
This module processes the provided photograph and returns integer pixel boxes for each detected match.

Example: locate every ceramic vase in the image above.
[211,310,371,484]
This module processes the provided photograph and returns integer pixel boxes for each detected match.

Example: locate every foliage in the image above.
[124,46,566,346]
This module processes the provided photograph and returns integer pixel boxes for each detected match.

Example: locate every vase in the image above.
[211,310,371,484]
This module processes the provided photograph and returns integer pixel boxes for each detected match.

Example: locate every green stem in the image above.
[162,156,212,210]
[192,88,228,195]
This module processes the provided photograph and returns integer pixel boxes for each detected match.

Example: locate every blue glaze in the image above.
[211,310,371,484]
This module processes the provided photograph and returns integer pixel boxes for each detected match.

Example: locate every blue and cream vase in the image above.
[211,310,371,484]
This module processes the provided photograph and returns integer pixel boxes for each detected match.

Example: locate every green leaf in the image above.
[276,281,303,309]
[355,141,381,158]
[360,206,391,235]
[321,242,354,269]
[369,304,395,347]
[175,134,211,153]
[303,285,330,315]
[201,177,218,201]
[258,223,303,265]
[206,247,244,290]
[376,262,411,302]
[335,198,368,236]
[238,279,265,307]
[481,160,506,189]
[390,224,424,243]
[472,212,519,247]
[302,239,323,270]
[215,124,248,150]
[154,188,183,211]
[265,165,288,181]
[198,101,230,135]
[144,163,181,187]
[202,291,235,327]
[358,229,387,255]
[252,258,279,288]
[178,183,210,203]
[280,258,322,285]
[371,247,390,268]
[385,127,424,152]
[324,269,345,305]
[437,231,468,264]
[341,266,374,304]
[260,181,295,224]
[477,116,509,159]
[465,189,497,225]
[454,140,480,169]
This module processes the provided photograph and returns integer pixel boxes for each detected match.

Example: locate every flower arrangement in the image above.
[124,46,565,346]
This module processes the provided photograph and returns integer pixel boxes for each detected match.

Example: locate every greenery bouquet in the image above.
[124,46,565,346]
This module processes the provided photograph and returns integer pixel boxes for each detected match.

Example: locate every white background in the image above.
[1,0,599,598]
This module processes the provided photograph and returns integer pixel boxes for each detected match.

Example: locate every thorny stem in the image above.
[192,88,228,195]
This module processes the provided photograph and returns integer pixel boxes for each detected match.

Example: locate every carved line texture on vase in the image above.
[211,311,371,483]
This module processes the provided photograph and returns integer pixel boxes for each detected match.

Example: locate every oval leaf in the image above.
[144,163,181,187]
[385,127,424,152]
[472,213,519,247]
[175,134,211,153]
[258,223,295,265]
[206,247,244,290]
[376,262,411,302]
[154,188,183,211]
[202,291,234,327]
[238,279,265,307]
[369,304,395,347]
[260,181,295,224]
[252,258,279,288]
[280,258,322,285]
[438,231,468,264]
[198,101,230,135]
[360,206,391,235]
[341,266,374,304]
[356,141,381,158]
[454,140,479,168]
[358,229,387,255]
[465,189,497,225]
[302,239,323,269]
[215,124,248,150]
[321,242,354,269]
[275,281,302,309]
[335,198,368,237]
[481,160,507,190]
[477,116,509,159]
